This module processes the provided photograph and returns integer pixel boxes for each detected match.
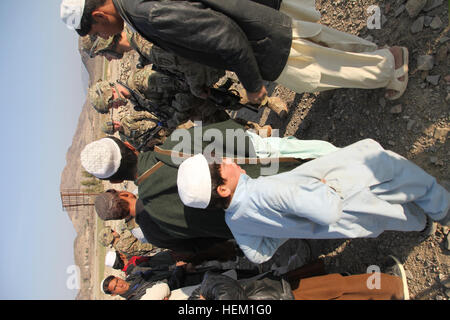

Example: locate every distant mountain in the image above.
[60,43,104,219]
[59,40,106,300]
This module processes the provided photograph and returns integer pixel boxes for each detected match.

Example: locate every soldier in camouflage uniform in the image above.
[88,79,183,128]
[99,226,156,259]
[89,73,227,129]
[88,80,128,114]
[84,26,230,124]
[102,109,168,151]
[81,25,225,99]
[126,64,197,126]
[132,64,231,125]
[122,25,225,100]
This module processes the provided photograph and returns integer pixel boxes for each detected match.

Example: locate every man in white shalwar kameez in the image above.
[63,0,409,103]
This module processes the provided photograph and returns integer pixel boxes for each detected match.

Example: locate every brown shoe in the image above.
[246,121,272,137]
[383,255,410,300]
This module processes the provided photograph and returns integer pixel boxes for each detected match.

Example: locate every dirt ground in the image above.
[110,0,449,300]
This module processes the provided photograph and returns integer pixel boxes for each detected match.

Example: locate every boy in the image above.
[177,139,450,264]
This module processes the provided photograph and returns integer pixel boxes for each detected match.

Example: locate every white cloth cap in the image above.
[104,251,117,268]
[100,277,110,295]
[177,154,211,209]
[60,0,86,30]
[80,138,122,179]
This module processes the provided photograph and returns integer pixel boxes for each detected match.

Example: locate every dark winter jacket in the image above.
[112,0,292,92]
[134,199,231,253]
[121,265,214,300]
[189,271,295,300]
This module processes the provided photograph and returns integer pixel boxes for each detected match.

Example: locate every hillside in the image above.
[59,43,107,300]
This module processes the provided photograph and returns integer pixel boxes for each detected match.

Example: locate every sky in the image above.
[0,1,87,299]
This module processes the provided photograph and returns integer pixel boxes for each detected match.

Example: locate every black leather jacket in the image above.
[112,0,292,92]
[189,271,295,300]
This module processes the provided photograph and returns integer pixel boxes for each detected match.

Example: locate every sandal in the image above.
[386,47,409,100]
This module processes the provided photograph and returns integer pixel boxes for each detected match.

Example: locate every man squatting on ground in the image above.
[61,0,409,108]
[177,139,450,264]
[101,257,412,300]
[99,259,219,300]
[188,257,411,301]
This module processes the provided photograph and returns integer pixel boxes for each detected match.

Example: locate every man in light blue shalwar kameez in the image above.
[177,139,450,264]
[245,130,339,159]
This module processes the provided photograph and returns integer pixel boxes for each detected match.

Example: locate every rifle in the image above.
[136,125,164,151]
[207,78,260,113]
[116,80,171,125]
[151,65,260,114]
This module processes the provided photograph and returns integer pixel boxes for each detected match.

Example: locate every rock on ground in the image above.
[417,55,434,71]
[405,0,428,18]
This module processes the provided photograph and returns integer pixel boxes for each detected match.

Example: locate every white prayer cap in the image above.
[80,138,122,179]
[60,0,86,30]
[105,251,117,268]
[177,154,211,209]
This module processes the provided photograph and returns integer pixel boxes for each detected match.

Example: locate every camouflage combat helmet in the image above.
[88,81,114,114]
[102,121,116,135]
[99,227,115,247]
[80,34,121,59]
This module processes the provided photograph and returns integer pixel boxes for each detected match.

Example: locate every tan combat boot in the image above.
[241,93,288,119]
[246,121,272,138]
[264,96,288,119]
